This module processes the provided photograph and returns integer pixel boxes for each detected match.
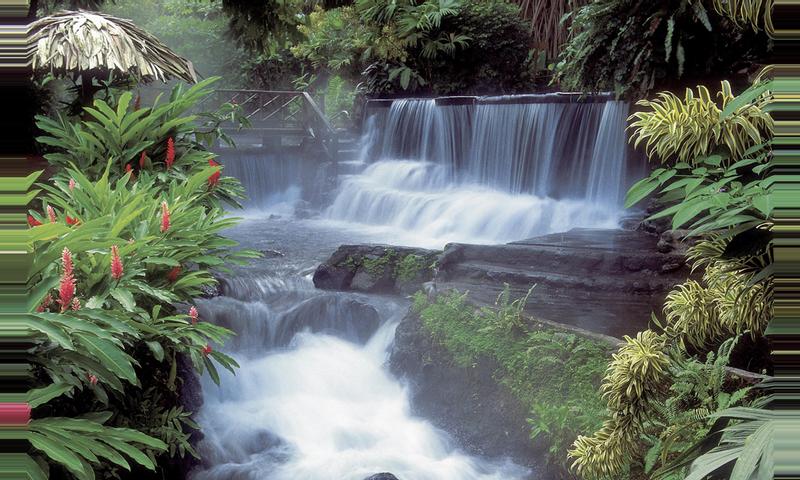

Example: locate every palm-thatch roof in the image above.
[28,10,196,83]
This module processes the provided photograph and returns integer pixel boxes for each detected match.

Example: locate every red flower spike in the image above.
[66,215,80,226]
[160,201,170,233]
[189,306,199,324]
[87,374,98,386]
[166,137,175,169]
[47,205,57,224]
[28,215,42,227]
[125,163,136,182]
[167,266,181,283]
[208,158,221,187]
[139,151,147,169]
[110,245,124,280]
[61,247,73,277]
[202,344,212,356]
[59,248,75,312]
[69,178,76,192]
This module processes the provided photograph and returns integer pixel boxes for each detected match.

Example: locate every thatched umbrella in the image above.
[28,10,196,105]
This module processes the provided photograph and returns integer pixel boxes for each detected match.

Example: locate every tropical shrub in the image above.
[569,79,773,479]
[25,82,257,479]
[36,77,247,207]
[555,0,770,97]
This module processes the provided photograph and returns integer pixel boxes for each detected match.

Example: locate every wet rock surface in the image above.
[363,474,399,480]
[313,244,440,294]
[389,310,547,477]
[435,228,691,337]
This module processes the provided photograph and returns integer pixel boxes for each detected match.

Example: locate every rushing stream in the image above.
[190,219,532,480]
[193,95,642,479]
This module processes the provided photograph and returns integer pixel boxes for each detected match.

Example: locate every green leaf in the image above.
[28,431,87,478]
[74,333,137,384]
[146,341,165,362]
[625,176,662,208]
[110,288,136,312]
[27,383,74,408]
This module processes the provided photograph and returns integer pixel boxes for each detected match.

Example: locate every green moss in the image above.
[361,249,396,277]
[397,254,427,283]
[412,289,611,472]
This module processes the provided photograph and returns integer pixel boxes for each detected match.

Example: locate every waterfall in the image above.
[325,95,638,246]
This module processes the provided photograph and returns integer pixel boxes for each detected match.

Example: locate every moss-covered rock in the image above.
[313,244,440,294]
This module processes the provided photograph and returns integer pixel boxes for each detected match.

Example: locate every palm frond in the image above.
[29,10,196,83]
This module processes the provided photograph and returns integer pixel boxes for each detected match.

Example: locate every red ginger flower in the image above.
[139,151,147,169]
[160,201,170,233]
[125,164,136,181]
[189,306,199,324]
[71,297,81,311]
[62,247,73,277]
[47,205,57,224]
[59,248,75,312]
[87,373,98,385]
[66,215,80,226]
[28,215,42,227]
[166,137,175,169]
[208,159,221,187]
[110,245,124,280]
[202,344,212,356]
[69,178,76,192]
[167,266,181,283]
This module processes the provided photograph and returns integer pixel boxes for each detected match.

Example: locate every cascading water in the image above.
[190,220,533,480]
[325,96,640,246]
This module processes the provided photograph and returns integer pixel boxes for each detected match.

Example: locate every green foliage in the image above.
[628,81,772,165]
[625,82,773,238]
[396,254,426,283]
[556,0,769,98]
[642,339,752,478]
[103,0,244,82]
[290,0,534,95]
[23,414,168,479]
[36,77,248,206]
[413,288,612,472]
[28,84,257,478]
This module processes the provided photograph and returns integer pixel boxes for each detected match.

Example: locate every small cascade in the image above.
[191,269,533,480]
[218,151,305,212]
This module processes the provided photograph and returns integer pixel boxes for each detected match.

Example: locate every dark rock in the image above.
[200,281,221,299]
[436,228,691,337]
[314,244,440,294]
[656,229,696,255]
[274,295,381,345]
[175,352,204,476]
[260,248,285,258]
[364,474,399,480]
[389,310,547,477]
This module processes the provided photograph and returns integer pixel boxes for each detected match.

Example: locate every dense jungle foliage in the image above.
[25,78,257,479]
[24,1,776,479]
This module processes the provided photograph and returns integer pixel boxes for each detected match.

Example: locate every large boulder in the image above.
[314,245,440,294]
[435,228,692,338]
[389,310,547,476]
[363,474,399,480]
